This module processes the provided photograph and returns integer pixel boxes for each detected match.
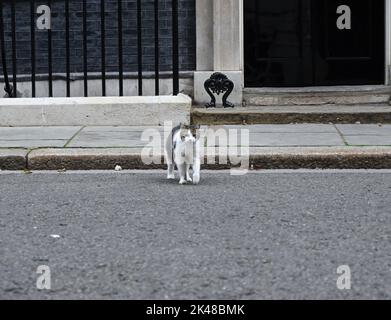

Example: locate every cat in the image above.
[165,124,201,185]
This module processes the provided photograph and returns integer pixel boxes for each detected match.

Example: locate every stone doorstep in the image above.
[1,147,391,171]
[243,85,391,94]
[191,105,391,125]
[243,86,391,106]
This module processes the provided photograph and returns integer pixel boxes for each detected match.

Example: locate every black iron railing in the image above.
[0,0,180,98]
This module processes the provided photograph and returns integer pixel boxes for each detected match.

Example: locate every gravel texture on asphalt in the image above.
[1,171,391,299]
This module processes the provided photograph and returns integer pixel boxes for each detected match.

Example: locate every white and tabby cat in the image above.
[165,124,201,185]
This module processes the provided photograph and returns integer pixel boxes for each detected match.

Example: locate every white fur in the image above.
[165,127,201,185]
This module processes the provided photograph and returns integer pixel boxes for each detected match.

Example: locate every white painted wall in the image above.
[194,0,243,106]
[196,0,213,71]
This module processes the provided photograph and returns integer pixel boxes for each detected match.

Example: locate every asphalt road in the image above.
[1,170,391,300]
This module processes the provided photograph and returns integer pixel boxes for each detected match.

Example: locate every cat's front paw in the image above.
[186,177,193,183]
[167,174,175,180]
[193,174,200,185]
[179,178,187,185]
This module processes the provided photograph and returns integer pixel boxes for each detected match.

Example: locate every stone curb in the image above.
[249,147,391,169]
[13,147,391,171]
[27,148,165,171]
[2,147,391,171]
[0,149,28,170]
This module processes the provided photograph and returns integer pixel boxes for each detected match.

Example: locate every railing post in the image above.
[154,0,160,96]
[0,0,13,97]
[30,0,36,97]
[65,0,70,97]
[100,0,106,96]
[172,0,179,95]
[137,0,142,96]
[48,0,53,97]
[117,0,123,96]
[11,0,17,97]
[82,0,88,97]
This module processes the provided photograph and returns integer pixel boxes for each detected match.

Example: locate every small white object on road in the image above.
[50,234,61,239]
[115,165,123,172]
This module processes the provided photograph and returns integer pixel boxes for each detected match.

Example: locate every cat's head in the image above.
[180,124,201,142]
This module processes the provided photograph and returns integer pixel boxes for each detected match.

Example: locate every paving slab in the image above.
[205,132,345,147]
[82,126,163,133]
[67,131,149,148]
[344,135,391,146]
[0,126,82,140]
[0,140,68,148]
[4,125,389,149]
[249,132,345,147]
[335,124,391,136]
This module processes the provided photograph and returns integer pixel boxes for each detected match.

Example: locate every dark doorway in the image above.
[244,0,385,87]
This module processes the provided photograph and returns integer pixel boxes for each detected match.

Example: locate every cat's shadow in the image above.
[151,176,224,187]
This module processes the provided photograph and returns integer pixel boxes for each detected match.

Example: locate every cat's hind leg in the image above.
[192,142,201,185]
[167,163,175,180]
[178,163,187,185]
[165,139,175,180]
[186,164,192,183]
[192,161,200,185]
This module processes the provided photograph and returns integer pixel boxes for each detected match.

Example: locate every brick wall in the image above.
[1,0,196,76]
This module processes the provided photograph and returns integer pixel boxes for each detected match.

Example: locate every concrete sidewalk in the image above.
[1,124,391,170]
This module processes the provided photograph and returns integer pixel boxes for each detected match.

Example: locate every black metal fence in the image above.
[0,0,180,98]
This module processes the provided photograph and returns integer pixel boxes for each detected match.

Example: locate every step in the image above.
[0,95,191,126]
[243,85,391,106]
[191,105,391,125]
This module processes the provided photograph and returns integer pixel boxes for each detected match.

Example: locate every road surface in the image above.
[1,170,391,299]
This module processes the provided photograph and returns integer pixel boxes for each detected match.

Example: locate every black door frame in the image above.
[243,0,389,87]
